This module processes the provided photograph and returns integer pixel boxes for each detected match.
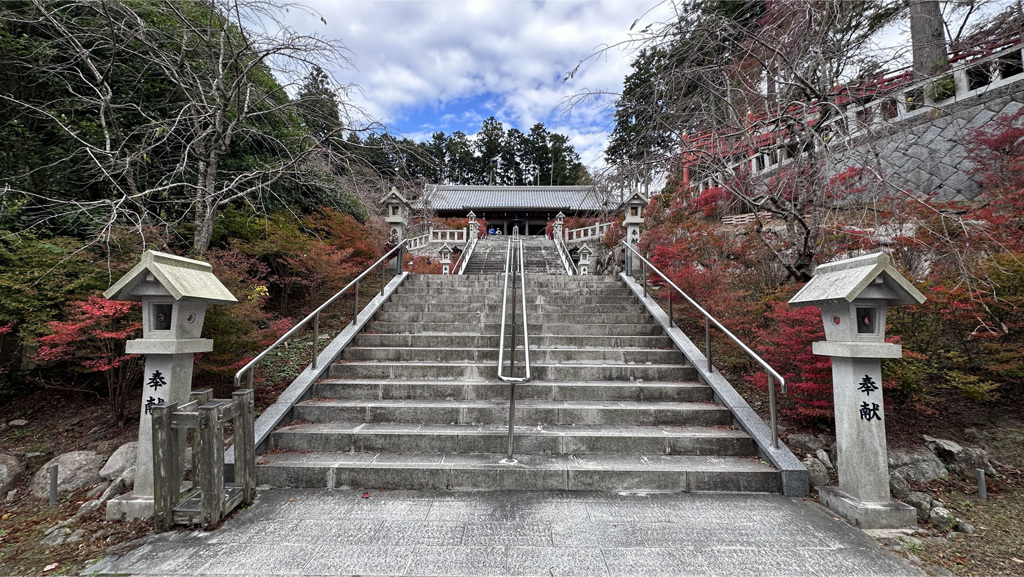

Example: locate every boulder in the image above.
[965,425,1024,468]
[0,453,24,496]
[955,520,975,534]
[904,491,933,521]
[889,447,948,483]
[815,448,834,469]
[787,433,824,453]
[889,471,911,499]
[923,435,996,478]
[99,442,137,481]
[29,451,105,499]
[118,466,136,490]
[8,419,28,428]
[804,457,830,488]
[929,506,956,532]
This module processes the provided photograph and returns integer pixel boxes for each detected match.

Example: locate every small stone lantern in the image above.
[578,245,592,276]
[467,211,480,239]
[381,187,411,242]
[103,250,237,520]
[438,243,453,275]
[553,211,565,241]
[619,191,648,274]
[789,253,925,529]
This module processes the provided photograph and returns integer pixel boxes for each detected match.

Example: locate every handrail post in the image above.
[668,288,673,327]
[353,279,360,323]
[380,260,385,295]
[311,313,320,370]
[642,261,647,299]
[768,374,778,449]
[705,317,713,373]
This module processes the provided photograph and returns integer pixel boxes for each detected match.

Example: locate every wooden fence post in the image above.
[197,402,224,527]
[151,402,178,532]
[189,389,213,487]
[232,389,256,505]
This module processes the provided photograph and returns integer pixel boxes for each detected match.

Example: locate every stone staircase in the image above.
[460,237,508,275]
[256,272,782,493]
[462,235,566,275]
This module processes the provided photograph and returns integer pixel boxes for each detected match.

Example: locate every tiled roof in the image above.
[414,185,607,212]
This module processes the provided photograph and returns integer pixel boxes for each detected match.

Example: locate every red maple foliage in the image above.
[34,297,142,425]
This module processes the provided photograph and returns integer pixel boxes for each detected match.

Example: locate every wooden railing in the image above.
[151,388,255,530]
[721,212,774,225]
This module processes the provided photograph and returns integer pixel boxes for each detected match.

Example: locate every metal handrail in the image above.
[620,241,787,449]
[552,234,577,275]
[498,227,530,463]
[233,240,407,389]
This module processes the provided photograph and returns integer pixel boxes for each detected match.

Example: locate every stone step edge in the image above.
[315,378,706,387]
[256,451,777,473]
[273,422,749,439]
[296,399,726,411]
[342,346,678,353]
[332,361,690,368]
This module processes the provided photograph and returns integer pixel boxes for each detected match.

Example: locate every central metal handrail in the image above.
[497,227,530,463]
[621,241,787,449]
[233,240,407,389]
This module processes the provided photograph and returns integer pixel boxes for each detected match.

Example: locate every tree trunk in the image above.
[909,0,948,80]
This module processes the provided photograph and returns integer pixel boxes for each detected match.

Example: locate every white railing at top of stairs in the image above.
[552,234,577,275]
[456,234,479,275]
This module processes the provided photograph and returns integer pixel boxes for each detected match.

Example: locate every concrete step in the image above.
[379,301,647,314]
[365,322,667,336]
[311,379,714,402]
[391,289,630,299]
[351,334,675,349]
[256,451,782,492]
[339,346,686,365]
[270,422,755,456]
[291,398,729,426]
[373,311,656,325]
[403,280,618,289]
[327,361,697,381]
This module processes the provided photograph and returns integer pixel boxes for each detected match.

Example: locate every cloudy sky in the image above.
[288,1,676,170]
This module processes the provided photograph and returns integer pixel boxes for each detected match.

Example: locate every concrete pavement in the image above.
[86,489,922,576]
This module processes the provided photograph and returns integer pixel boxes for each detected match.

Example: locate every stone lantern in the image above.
[553,211,565,241]
[789,252,925,529]
[578,245,592,276]
[438,243,453,275]
[103,250,237,520]
[619,191,648,274]
[381,187,411,242]
[467,211,480,240]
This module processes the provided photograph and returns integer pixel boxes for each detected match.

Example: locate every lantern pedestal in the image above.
[818,487,917,530]
[819,352,916,529]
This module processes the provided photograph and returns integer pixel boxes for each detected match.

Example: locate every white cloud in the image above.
[287,0,676,172]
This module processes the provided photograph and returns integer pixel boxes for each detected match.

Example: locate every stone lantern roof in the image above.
[104,250,237,305]
[789,253,925,307]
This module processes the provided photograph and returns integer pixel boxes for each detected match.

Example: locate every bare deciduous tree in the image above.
[0,0,366,255]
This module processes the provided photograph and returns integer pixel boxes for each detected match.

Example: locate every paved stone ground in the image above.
[86,489,922,576]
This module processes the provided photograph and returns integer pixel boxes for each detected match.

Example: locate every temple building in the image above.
[414,184,609,235]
